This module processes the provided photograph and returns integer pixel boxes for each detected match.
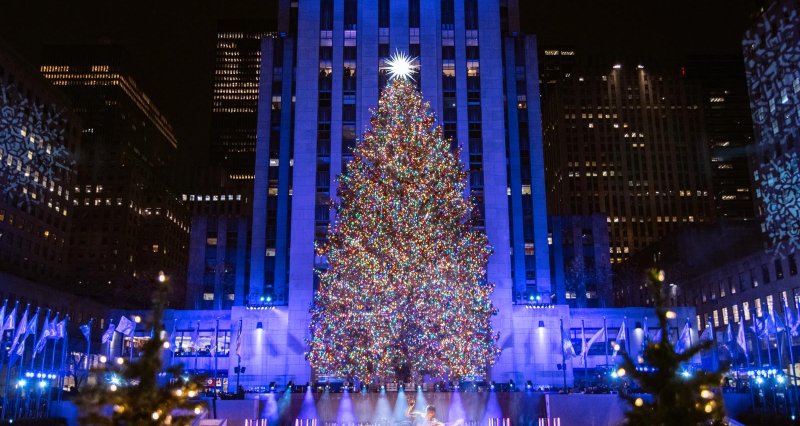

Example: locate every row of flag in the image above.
[560,301,800,371]
[561,316,701,362]
[0,302,67,367]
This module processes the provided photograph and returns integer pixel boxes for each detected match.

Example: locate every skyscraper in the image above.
[211,20,276,185]
[184,0,558,383]
[685,55,756,219]
[173,0,685,388]
[742,0,800,258]
[40,45,189,307]
[0,39,80,288]
[542,63,716,262]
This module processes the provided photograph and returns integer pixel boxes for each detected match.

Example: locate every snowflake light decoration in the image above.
[0,82,72,208]
[757,151,800,257]
[383,51,419,81]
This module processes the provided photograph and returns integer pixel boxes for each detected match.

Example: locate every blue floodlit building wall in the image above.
[743,0,800,257]
[239,0,554,382]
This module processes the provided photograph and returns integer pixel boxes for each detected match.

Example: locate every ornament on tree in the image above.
[306,73,499,382]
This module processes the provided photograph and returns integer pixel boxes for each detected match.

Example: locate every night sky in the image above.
[0,0,763,167]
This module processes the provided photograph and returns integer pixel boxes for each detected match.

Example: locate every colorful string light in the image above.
[306,78,499,382]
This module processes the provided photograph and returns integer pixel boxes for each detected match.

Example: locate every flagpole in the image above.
[764,314,774,369]
[581,319,587,385]
[782,297,797,419]
[772,311,783,373]
[37,312,56,419]
[643,316,649,356]
[3,303,25,420]
[14,307,37,419]
[169,319,177,370]
[740,311,755,413]
[603,317,608,369]
[86,319,93,374]
[559,317,567,391]
[56,315,68,407]
[107,318,115,360]
[0,300,11,420]
[213,318,219,418]
[45,314,60,418]
[752,309,763,368]
[194,321,200,373]
[624,316,630,355]
[235,318,242,394]
[28,309,48,418]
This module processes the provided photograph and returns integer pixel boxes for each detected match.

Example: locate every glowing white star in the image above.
[384,51,419,81]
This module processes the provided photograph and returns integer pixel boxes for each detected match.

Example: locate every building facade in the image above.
[542,63,716,262]
[177,0,557,385]
[0,39,80,289]
[168,0,704,389]
[742,0,800,258]
[550,214,612,308]
[39,45,190,307]
[211,20,277,184]
[685,55,757,220]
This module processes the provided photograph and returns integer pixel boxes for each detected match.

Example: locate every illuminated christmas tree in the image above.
[307,54,499,382]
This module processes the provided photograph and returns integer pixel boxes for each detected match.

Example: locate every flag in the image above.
[581,327,606,358]
[0,302,7,337]
[1,305,15,336]
[726,323,733,341]
[101,323,116,344]
[617,320,626,342]
[54,319,67,339]
[235,322,243,357]
[676,321,691,353]
[9,309,38,365]
[652,328,663,343]
[34,311,53,354]
[80,323,91,341]
[613,320,627,356]
[563,337,577,358]
[700,322,713,342]
[9,307,29,354]
[116,316,135,337]
[736,321,747,354]
[190,322,200,350]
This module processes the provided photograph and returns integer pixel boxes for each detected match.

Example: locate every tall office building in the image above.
[171,0,691,389]
[685,55,756,219]
[40,45,190,307]
[210,0,557,384]
[742,0,800,258]
[542,63,716,262]
[211,20,276,184]
[0,39,80,288]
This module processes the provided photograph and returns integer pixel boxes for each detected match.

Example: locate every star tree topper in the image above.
[384,51,419,81]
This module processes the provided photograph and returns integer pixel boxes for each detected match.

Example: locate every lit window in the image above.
[207,237,218,246]
[152,244,159,253]
[203,293,214,301]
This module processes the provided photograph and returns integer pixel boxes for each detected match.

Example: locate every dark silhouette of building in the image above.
[40,45,189,307]
[542,60,716,262]
[685,55,756,219]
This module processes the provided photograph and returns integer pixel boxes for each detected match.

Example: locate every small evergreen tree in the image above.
[76,273,205,426]
[617,269,728,426]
